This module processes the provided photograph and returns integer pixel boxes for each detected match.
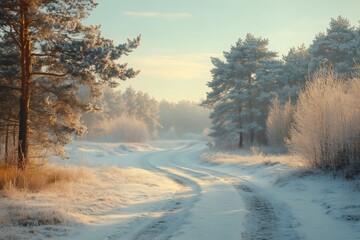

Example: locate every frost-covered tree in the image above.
[0,0,140,168]
[106,88,126,118]
[82,87,160,141]
[253,58,285,143]
[203,34,281,148]
[201,57,232,108]
[135,91,160,138]
[201,57,238,146]
[281,44,310,101]
[208,100,240,148]
[123,86,138,118]
[309,16,358,75]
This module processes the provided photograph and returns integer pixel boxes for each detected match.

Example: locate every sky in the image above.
[86,0,360,102]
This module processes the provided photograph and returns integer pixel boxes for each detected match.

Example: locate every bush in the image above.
[266,96,293,146]
[288,69,360,177]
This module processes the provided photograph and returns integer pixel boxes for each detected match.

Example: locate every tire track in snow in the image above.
[235,183,280,240]
[127,150,202,240]
[102,142,299,240]
[167,144,300,240]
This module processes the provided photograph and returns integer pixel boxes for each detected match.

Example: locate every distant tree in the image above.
[309,16,358,75]
[82,87,160,141]
[123,87,138,118]
[135,92,160,138]
[0,0,140,168]
[109,89,126,118]
[159,100,211,138]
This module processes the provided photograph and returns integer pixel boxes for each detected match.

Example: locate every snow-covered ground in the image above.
[1,140,360,239]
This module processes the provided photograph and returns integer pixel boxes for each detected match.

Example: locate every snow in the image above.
[1,140,360,239]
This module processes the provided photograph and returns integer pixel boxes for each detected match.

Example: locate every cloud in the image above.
[120,53,217,102]
[124,11,192,20]
[127,54,214,80]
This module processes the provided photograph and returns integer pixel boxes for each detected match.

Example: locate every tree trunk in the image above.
[13,125,17,162]
[248,73,254,145]
[238,106,243,148]
[18,0,32,169]
[239,132,243,148]
[249,96,254,144]
[5,123,9,164]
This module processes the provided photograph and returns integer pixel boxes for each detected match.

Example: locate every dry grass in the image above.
[0,163,98,239]
[202,150,306,168]
[0,163,92,194]
[0,162,180,239]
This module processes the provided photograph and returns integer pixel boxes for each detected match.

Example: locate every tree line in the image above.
[202,16,360,149]
[82,86,160,142]
[158,100,211,138]
[81,88,211,142]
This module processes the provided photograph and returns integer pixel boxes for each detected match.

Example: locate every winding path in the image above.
[122,141,300,240]
[62,141,302,240]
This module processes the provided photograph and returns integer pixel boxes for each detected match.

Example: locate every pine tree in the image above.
[309,16,358,75]
[201,57,232,108]
[281,44,310,101]
[0,0,140,168]
[204,34,280,148]
[202,57,239,147]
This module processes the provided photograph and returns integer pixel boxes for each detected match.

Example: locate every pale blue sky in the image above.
[86,0,360,102]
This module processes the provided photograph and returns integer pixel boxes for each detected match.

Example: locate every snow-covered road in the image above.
[134,142,299,240]
[59,140,360,240]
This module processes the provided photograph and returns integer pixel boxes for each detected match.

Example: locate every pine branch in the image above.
[9,26,21,48]
[31,53,61,59]
[31,72,68,78]
[9,20,20,36]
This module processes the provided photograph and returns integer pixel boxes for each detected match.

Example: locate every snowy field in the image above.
[1,140,360,239]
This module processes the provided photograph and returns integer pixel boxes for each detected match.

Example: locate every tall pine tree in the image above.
[0,0,140,168]
[203,34,281,148]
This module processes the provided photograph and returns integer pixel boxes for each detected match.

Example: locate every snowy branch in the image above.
[31,72,68,78]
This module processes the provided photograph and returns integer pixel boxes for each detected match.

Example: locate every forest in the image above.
[203,16,359,176]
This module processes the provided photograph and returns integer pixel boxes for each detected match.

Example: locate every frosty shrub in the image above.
[266,97,293,146]
[288,69,360,177]
[89,116,149,143]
